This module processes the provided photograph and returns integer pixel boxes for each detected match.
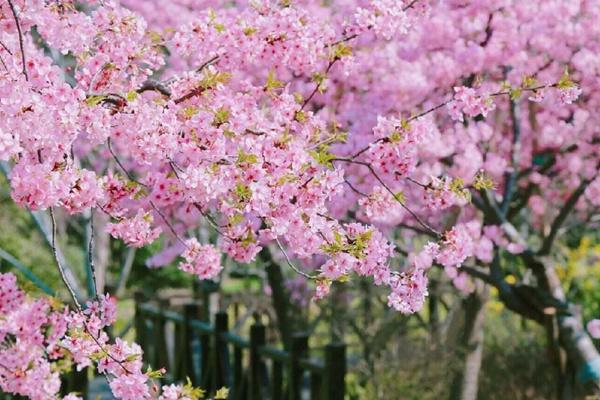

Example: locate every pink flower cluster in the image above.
[367,116,429,180]
[0,128,22,160]
[558,86,582,105]
[354,0,411,40]
[358,185,405,226]
[387,243,436,313]
[423,176,463,211]
[447,86,496,122]
[0,271,208,399]
[178,238,223,280]
[435,224,475,269]
[106,210,162,248]
[0,272,76,399]
[0,0,595,341]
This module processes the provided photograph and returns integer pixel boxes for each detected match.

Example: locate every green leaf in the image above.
[85,95,107,106]
[393,191,406,204]
[182,106,199,119]
[522,75,537,89]
[557,66,575,89]
[294,110,307,123]
[265,70,284,92]
[473,171,496,191]
[308,146,336,169]
[509,87,522,101]
[450,177,472,202]
[243,26,257,36]
[212,107,230,127]
[237,149,258,165]
[0,248,55,295]
[199,70,231,91]
[182,377,206,400]
[330,43,352,60]
[215,387,229,399]
[125,91,138,102]
[146,366,164,378]
[234,182,252,205]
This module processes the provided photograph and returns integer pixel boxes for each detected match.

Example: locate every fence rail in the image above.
[0,298,346,400]
[135,301,346,400]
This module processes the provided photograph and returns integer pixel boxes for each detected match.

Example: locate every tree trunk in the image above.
[262,249,292,350]
[511,255,600,396]
[92,211,110,295]
[542,259,600,394]
[449,281,489,400]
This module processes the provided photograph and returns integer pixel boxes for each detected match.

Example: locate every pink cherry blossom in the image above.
[106,210,162,248]
[178,238,223,280]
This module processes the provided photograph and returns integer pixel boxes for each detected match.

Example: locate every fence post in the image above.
[154,299,170,374]
[324,342,346,400]
[249,322,266,400]
[232,344,243,400]
[133,292,146,354]
[183,303,200,385]
[289,333,309,400]
[213,311,229,390]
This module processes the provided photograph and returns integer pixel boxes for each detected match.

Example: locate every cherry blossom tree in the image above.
[0,0,599,398]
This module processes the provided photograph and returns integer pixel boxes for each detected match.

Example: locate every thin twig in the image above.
[51,211,133,374]
[149,200,187,247]
[7,0,28,80]
[49,208,82,310]
[0,39,13,55]
[164,55,220,85]
[402,0,421,11]
[107,141,188,246]
[195,55,220,73]
[275,238,317,280]
[539,176,595,255]
[344,179,369,197]
[405,176,429,189]
[301,59,336,110]
[88,211,98,298]
[0,53,8,72]
[328,0,421,46]
[106,138,147,187]
[333,157,442,238]
[192,203,233,239]
[348,83,559,162]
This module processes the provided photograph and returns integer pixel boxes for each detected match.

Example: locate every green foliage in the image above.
[555,235,600,321]
[309,146,336,169]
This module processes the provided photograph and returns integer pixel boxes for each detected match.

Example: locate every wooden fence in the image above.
[135,301,347,400]
[0,298,346,400]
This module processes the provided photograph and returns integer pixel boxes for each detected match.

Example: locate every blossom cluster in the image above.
[179,238,223,280]
[0,272,205,399]
[0,0,597,350]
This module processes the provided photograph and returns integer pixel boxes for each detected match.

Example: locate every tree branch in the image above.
[539,178,593,255]
[275,238,317,280]
[49,208,82,310]
[500,98,522,215]
[332,157,442,238]
[7,0,28,80]
[86,211,98,298]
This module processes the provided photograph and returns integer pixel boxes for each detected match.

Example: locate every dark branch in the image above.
[136,79,172,96]
[500,98,522,215]
[7,0,28,80]
[538,177,593,255]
